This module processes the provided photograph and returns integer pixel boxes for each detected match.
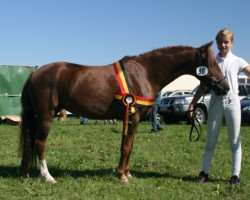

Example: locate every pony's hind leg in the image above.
[36,117,56,184]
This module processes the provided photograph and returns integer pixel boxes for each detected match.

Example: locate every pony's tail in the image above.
[19,74,37,169]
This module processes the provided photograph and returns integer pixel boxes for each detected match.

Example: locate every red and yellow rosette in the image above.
[122,94,136,136]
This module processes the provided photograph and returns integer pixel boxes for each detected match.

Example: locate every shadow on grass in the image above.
[132,170,228,183]
[0,165,228,183]
[0,165,20,178]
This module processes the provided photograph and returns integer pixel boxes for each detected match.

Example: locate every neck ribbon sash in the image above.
[113,61,155,135]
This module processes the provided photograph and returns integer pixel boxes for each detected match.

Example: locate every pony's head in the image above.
[192,41,229,95]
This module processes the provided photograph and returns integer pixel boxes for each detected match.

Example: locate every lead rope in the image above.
[188,84,210,142]
[189,112,203,142]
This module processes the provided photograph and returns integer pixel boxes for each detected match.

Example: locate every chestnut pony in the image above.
[19,41,229,183]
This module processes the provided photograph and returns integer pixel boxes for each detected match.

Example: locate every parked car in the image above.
[161,90,192,98]
[159,84,250,124]
[157,90,192,107]
[241,95,250,123]
[153,90,192,122]
[158,90,192,110]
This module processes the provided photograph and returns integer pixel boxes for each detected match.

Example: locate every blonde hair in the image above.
[216,28,234,42]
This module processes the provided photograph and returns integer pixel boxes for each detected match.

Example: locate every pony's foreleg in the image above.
[36,139,56,184]
[118,115,139,183]
[118,135,130,183]
[124,120,139,180]
[124,132,136,180]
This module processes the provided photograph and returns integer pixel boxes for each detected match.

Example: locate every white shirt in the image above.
[216,51,249,96]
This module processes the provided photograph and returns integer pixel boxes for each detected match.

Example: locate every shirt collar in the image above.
[216,51,233,61]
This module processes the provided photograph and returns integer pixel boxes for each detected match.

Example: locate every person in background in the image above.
[188,28,250,185]
[94,119,117,125]
[57,109,67,122]
[80,116,88,125]
[150,91,163,132]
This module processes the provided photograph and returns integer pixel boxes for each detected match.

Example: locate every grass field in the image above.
[0,118,250,200]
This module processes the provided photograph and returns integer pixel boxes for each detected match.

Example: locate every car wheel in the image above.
[156,113,161,122]
[194,107,206,124]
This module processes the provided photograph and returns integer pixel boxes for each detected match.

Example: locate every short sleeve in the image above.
[239,57,249,71]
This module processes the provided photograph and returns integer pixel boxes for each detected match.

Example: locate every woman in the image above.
[188,28,250,185]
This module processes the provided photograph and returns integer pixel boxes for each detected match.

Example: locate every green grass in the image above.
[0,118,250,199]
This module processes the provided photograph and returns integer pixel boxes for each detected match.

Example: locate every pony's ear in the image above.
[199,41,213,53]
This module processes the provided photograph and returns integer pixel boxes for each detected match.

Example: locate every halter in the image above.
[195,50,227,91]
[210,75,227,88]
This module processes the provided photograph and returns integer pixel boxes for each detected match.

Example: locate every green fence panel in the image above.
[0,65,36,116]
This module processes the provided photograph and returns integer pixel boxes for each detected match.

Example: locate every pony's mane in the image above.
[124,45,196,60]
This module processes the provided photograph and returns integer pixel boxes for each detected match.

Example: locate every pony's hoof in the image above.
[119,175,129,184]
[19,173,30,179]
[20,173,30,179]
[126,172,132,179]
[17,167,30,178]
[47,178,57,184]
[40,175,57,184]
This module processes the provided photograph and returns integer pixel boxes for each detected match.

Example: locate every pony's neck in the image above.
[145,47,196,92]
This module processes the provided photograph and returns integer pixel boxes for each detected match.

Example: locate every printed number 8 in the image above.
[199,67,206,75]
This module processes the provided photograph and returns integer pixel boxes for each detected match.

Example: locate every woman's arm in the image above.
[243,66,250,77]
[187,85,205,119]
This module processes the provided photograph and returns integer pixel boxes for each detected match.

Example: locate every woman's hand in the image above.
[187,103,195,119]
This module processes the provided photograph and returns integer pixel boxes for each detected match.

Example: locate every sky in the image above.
[1,0,250,67]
